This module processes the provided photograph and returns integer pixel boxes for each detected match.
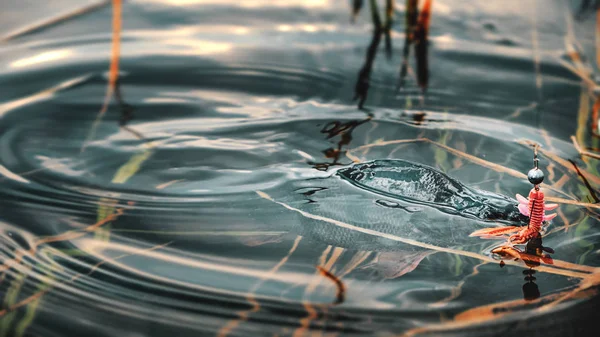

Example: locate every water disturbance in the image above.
[0,0,599,336]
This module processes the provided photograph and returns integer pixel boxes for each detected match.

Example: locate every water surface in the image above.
[1,1,599,336]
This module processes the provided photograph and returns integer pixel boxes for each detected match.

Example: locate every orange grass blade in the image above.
[469,226,520,237]
[81,0,122,153]
[571,135,600,160]
[316,266,345,305]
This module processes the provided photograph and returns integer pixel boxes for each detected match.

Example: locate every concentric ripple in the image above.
[0,0,599,336]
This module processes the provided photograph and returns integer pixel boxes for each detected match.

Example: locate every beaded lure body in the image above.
[509,188,558,244]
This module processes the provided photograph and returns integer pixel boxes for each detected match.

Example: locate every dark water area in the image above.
[1,0,600,336]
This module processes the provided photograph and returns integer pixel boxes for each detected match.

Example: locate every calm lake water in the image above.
[1,0,600,336]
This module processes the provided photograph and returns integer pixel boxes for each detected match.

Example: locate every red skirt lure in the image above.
[510,188,558,244]
[469,152,559,246]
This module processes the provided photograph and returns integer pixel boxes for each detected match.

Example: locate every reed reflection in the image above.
[493,234,554,301]
[309,117,371,171]
[352,0,432,108]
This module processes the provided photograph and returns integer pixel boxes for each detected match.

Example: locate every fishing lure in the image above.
[509,154,558,244]
[470,148,558,245]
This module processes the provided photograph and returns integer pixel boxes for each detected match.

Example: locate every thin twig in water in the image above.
[316,266,346,305]
[572,135,600,160]
[81,0,122,153]
[545,196,600,209]
[568,159,600,203]
[518,139,600,188]
[0,0,111,42]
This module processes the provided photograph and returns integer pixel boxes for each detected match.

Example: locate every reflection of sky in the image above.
[134,0,331,8]
[36,155,87,177]
[0,164,30,183]
[0,0,98,35]
[10,49,73,68]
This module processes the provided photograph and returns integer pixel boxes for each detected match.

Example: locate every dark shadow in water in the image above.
[413,0,432,94]
[521,236,555,300]
[116,78,134,127]
[309,117,371,171]
[496,234,555,301]
[351,0,363,23]
[384,0,394,59]
[353,0,431,108]
[113,78,145,140]
[574,0,599,20]
[353,8,383,110]
[522,269,540,301]
[398,0,419,90]
[294,187,328,203]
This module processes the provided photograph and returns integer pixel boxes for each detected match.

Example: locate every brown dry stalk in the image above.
[316,266,345,305]
[291,256,347,337]
[551,174,570,190]
[545,196,600,209]
[81,0,122,153]
[557,58,597,89]
[572,135,600,160]
[469,226,520,237]
[568,159,599,203]
[518,138,600,188]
